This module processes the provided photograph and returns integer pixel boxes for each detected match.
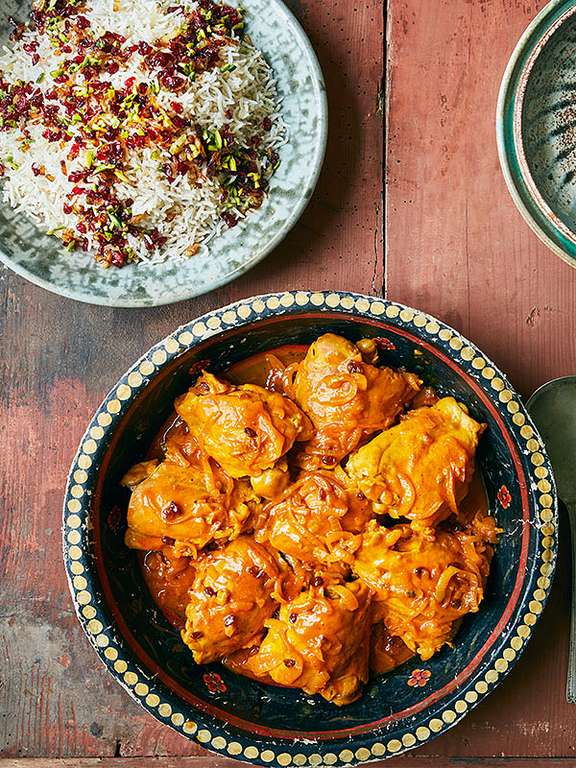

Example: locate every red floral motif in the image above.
[203,671,227,694]
[497,485,512,509]
[375,336,397,351]
[106,505,122,533]
[407,668,431,688]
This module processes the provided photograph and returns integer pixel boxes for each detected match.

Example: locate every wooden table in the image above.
[2,0,576,765]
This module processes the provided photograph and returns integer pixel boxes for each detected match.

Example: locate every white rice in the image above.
[0,0,285,264]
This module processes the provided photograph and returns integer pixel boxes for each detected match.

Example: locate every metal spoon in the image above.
[527,375,576,703]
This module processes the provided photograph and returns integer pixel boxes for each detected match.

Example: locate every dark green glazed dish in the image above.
[63,291,557,766]
[498,0,576,268]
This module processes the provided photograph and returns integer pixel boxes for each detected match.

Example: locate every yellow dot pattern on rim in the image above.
[107,398,121,414]
[212,736,227,751]
[62,293,556,764]
[77,454,92,470]
[280,293,294,307]
[87,619,103,635]
[127,371,143,388]
[116,384,131,400]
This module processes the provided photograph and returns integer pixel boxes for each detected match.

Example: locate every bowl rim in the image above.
[496,0,576,269]
[0,0,328,307]
[63,290,558,766]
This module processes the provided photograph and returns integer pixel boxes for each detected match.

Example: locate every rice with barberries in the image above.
[0,0,284,267]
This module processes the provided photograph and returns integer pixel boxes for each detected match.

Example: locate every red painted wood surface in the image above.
[385,0,576,761]
[1,0,575,765]
[0,0,383,763]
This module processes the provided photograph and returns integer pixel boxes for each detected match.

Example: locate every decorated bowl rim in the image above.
[496,0,576,268]
[0,0,328,307]
[63,290,558,766]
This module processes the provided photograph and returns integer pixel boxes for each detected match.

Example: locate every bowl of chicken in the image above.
[63,290,557,766]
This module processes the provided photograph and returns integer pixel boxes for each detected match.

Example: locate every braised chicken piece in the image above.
[354,520,495,660]
[127,334,498,705]
[231,580,372,705]
[370,623,414,673]
[176,371,312,479]
[291,333,420,469]
[256,471,372,567]
[122,459,160,489]
[181,537,285,664]
[249,460,291,501]
[341,397,484,530]
[123,426,259,557]
[141,549,197,629]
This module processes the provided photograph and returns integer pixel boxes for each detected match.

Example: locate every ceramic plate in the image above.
[0,0,327,306]
[63,291,558,767]
[497,0,576,267]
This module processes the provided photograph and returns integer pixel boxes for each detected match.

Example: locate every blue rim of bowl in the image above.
[497,0,576,268]
[0,0,328,307]
[63,290,558,766]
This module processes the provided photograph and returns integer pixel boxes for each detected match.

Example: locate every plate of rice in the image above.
[0,0,326,306]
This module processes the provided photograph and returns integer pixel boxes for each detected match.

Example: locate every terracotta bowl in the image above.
[63,291,557,766]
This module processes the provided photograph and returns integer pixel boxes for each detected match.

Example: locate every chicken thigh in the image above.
[342,397,484,530]
[291,333,420,469]
[176,371,312,478]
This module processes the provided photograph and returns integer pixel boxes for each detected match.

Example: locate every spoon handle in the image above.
[567,501,576,704]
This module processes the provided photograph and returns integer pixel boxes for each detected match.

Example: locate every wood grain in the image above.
[0,0,383,762]
[386,0,576,398]
[2,0,575,764]
[2,760,576,768]
[386,0,576,758]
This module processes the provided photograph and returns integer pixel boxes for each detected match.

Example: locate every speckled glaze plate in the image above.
[0,0,327,306]
[497,0,576,268]
[63,291,558,767]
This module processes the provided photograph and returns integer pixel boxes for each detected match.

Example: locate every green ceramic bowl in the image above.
[497,0,576,267]
[0,0,327,306]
